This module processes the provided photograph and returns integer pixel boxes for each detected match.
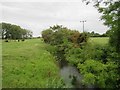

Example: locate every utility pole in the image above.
[80,20,86,32]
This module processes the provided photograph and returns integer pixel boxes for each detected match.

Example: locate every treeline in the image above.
[87,30,110,37]
[0,22,33,40]
[42,25,119,88]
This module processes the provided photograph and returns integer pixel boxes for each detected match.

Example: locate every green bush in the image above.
[42,25,89,63]
[65,47,83,65]
[78,59,118,88]
[42,25,89,46]
[67,42,120,64]
[65,42,119,88]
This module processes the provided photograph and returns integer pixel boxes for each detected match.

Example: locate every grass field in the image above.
[89,37,109,45]
[2,39,60,88]
[0,40,2,89]
[2,37,109,88]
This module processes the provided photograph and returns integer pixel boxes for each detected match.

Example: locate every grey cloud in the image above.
[1,1,108,37]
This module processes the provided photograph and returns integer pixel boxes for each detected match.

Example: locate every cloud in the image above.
[1,1,108,37]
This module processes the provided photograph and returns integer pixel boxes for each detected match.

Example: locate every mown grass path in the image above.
[2,39,60,88]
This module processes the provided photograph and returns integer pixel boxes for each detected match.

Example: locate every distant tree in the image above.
[1,22,33,40]
[105,30,112,36]
[91,31,94,35]
[87,31,101,37]
[2,23,12,39]
[25,30,33,39]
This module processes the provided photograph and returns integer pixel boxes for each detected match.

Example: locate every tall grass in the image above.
[2,39,60,88]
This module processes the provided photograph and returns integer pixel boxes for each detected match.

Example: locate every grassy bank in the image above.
[2,39,60,88]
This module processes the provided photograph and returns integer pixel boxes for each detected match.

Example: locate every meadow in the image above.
[2,39,60,88]
[2,37,109,88]
[89,37,109,45]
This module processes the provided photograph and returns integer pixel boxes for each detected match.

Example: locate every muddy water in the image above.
[60,65,83,88]
[60,64,95,88]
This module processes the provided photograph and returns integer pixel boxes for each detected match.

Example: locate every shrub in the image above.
[78,59,118,88]
[42,25,89,64]
[42,25,89,47]
[65,47,83,65]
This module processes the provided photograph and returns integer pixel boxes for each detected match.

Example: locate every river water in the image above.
[60,65,82,88]
[60,64,96,89]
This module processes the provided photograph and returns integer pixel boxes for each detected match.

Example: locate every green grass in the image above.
[2,39,60,88]
[0,40,2,89]
[89,37,109,45]
[2,37,110,88]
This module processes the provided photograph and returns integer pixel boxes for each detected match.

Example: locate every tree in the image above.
[99,1,120,52]
[82,1,120,88]
[83,0,120,52]
[25,30,33,39]
[1,22,33,40]
[2,23,12,39]
[105,30,112,37]
[42,29,53,43]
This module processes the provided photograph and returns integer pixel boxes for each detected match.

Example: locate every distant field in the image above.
[2,39,60,88]
[89,37,109,45]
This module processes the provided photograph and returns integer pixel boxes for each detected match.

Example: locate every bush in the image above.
[65,42,119,88]
[78,59,118,88]
[42,25,89,64]
[42,25,89,47]
[65,47,83,65]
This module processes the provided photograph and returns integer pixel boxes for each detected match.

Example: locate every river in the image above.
[59,61,96,89]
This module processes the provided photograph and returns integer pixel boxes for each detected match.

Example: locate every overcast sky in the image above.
[0,0,108,37]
